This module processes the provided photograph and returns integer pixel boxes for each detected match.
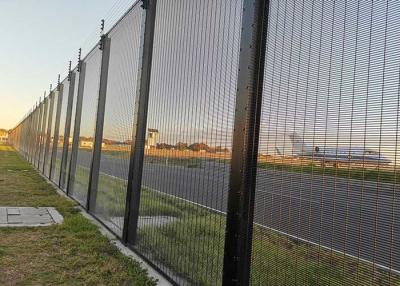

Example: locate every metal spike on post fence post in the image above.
[77,48,82,72]
[68,61,72,81]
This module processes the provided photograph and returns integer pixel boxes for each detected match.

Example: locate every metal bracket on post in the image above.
[66,60,86,196]
[122,0,157,245]
[49,74,64,180]
[222,0,270,285]
[87,35,111,212]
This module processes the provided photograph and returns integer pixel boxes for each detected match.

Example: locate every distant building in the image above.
[80,140,93,148]
[79,140,106,149]
[0,129,8,143]
[146,128,159,149]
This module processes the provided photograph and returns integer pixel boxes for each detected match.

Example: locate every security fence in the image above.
[8,0,400,285]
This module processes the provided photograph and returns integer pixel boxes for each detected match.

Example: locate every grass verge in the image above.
[136,188,400,286]
[53,154,400,285]
[0,144,156,286]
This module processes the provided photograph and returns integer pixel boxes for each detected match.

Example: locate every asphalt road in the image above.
[71,150,400,272]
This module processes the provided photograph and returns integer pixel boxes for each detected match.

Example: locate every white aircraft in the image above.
[288,132,392,166]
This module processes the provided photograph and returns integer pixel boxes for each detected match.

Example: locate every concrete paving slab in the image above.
[0,208,6,224]
[0,207,63,227]
[48,207,64,224]
[7,208,20,215]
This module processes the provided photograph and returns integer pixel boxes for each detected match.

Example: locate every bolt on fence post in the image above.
[59,71,76,188]
[222,0,270,285]
[87,35,111,212]
[123,0,158,245]
[43,90,55,174]
[66,61,86,196]
[49,79,64,180]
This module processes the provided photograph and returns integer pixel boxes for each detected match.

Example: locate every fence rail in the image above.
[8,0,400,285]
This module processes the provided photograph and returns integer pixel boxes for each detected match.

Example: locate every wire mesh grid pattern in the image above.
[134,0,242,284]
[7,0,400,285]
[69,49,102,205]
[251,0,400,285]
[92,5,143,237]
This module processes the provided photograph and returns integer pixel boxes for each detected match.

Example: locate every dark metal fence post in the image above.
[30,105,39,163]
[49,81,64,180]
[39,95,49,171]
[35,100,44,168]
[67,62,86,196]
[27,108,35,162]
[222,0,270,285]
[122,0,158,245]
[87,36,111,211]
[60,71,76,188]
[43,91,55,174]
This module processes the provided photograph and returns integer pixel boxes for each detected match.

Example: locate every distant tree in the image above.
[188,143,209,152]
[215,145,229,153]
[176,142,188,150]
[157,143,174,150]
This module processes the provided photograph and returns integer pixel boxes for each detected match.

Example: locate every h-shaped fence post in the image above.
[222,0,270,285]
[43,90,55,174]
[67,61,86,196]
[87,35,112,212]
[59,71,76,188]
[123,0,158,246]
[49,81,64,180]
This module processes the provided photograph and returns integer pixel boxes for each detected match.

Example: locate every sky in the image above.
[0,0,136,129]
[4,0,400,164]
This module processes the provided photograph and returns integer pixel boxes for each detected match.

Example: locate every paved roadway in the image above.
[72,150,400,272]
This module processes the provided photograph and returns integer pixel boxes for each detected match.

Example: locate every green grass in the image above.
[0,144,156,286]
[64,169,400,285]
[258,161,399,184]
[144,156,204,169]
[135,188,400,286]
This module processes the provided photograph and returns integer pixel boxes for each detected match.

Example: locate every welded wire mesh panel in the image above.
[251,1,400,285]
[62,70,79,191]
[53,78,70,185]
[44,91,58,177]
[134,0,242,284]
[38,97,50,171]
[93,5,142,236]
[70,50,102,205]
